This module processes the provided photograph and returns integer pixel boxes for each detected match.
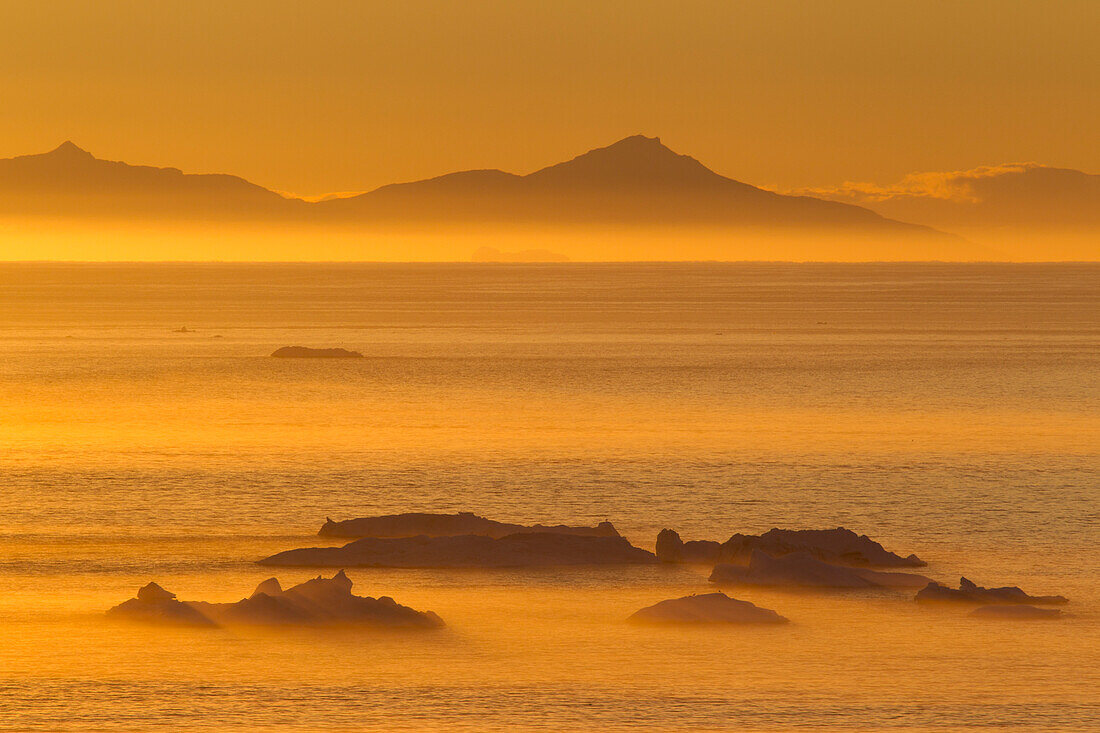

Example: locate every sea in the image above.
[0,262,1097,731]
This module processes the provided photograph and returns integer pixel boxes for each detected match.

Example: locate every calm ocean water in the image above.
[0,262,1097,731]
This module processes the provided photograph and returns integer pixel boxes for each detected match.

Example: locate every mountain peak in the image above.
[606,134,664,148]
[47,140,94,159]
[525,134,726,187]
[578,134,682,162]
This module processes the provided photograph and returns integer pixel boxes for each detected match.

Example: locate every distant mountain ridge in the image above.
[317,135,935,233]
[0,141,296,219]
[0,136,941,237]
[0,139,299,217]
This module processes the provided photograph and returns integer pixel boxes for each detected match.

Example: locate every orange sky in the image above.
[1,0,1097,197]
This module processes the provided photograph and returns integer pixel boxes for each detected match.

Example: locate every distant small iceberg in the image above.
[259,532,657,568]
[709,550,932,590]
[656,527,925,568]
[106,571,443,628]
[915,577,1068,606]
[319,512,620,540]
[969,605,1064,620]
[629,592,788,625]
[172,326,195,333]
[271,346,364,358]
[471,246,570,263]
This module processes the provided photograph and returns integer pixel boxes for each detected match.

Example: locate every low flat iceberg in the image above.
[319,512,620,540]
[969,605,1064,620]
[710,549,932,589]
[629,592,788,625]
[656,527,924,568]
[916,577,1068,606]
[270,346,364,358]
[260,532,657,568]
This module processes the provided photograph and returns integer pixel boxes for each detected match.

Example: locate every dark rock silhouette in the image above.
[319,512,620,540]
[259,532,657,568]
[915,577,1068,605]
[106,582,218,627]
[709,550,932,589]
[656,527,925,568]
[969,605,1064,620]
[107,571,443,628]
[654,529,682,561]
[655,529,721,563]
[628,592,788,625]
[251,577,284,597]
[271,346,364,358]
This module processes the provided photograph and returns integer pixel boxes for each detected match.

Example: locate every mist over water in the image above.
[0,262,1097,731]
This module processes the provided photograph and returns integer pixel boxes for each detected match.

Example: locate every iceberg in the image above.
[319,512,620,540]
[709,550,932,589]
[260,532,657,568]
[969,605,1064,620]
[629,592,788,625]
[270,346,364,358]
[656,527,925,567]
[916,577,1068,605]
[106,571,444,628]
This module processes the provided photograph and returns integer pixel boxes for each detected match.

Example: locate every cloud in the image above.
[790,163,1051,204]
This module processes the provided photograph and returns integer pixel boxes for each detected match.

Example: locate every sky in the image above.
[1,0,1097,197]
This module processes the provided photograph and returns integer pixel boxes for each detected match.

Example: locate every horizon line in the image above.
[2,259,1097,266]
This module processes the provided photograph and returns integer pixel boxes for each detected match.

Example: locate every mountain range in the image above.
[0,136,935,236]
[314,136,935,235]
[2,135,1095,259]
[0,140,293,218]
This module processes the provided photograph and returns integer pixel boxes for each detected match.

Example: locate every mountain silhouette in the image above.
[4,137,1009,258]
[318,135,938,233]
[0,137,946,234]
[0,141,296,219]
[525,134,740,188]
